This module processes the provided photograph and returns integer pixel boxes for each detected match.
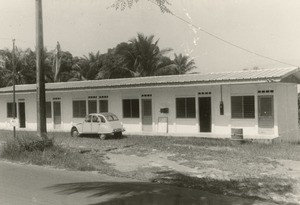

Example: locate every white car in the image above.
[70,113,125,139]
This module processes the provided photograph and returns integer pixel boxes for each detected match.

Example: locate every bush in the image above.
[1,135,51,155]
[0,135,95,171]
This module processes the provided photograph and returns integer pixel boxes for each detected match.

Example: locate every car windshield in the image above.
[103,114,119,121]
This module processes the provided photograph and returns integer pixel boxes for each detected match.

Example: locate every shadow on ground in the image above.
[151,171,293,203]
[47,181,269,205]
[79,134,127,140]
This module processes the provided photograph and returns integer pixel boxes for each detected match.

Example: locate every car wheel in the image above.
[114,132,122,138]
[71,128,79,137]
[99,134,106,140]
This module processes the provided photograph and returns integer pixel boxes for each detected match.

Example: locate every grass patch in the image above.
[0,134,95,171]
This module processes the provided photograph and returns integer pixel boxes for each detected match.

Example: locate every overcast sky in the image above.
[1,0,300,74]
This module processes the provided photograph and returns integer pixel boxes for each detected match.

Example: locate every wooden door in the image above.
[258,96,274,134]
[53,101,61,129]
[199,97,212,132]
[18,102,26,128]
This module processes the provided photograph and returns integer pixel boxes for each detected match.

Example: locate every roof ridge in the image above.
[208,66,297,75]
[45,72,205,85]
[0,67,298,92]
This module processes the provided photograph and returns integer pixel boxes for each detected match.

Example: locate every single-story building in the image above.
[0,67,299,142]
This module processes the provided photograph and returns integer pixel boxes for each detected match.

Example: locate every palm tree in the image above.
[68,57,88,81]
[154,56,177,76]
[51,42,63,82]
[49,47,74,82]
[115,33,173,77]
[19,48,38,84]
[172,53,196,74]
[113,42,138,77]
[69,52,104,81]
[20,48,54,83]
[57,51,75,82]
[0,49,15,86]
[94,48,132,79]
[0,48,36,86]
[0,48,56,87]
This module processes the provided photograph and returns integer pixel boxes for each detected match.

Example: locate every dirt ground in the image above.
[104,145,300,204]
[1,131,300,204]
[51,134,300,204]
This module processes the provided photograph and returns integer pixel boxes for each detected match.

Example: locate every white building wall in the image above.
[212,84,263,137]
[276,83,299,142]
[23,94,37,131]
[50,91,72,132]
[0,95,15,130]
[212,85,231,136]
[0,93,36,131]
[152,87,175,133]
[0,82,298,141]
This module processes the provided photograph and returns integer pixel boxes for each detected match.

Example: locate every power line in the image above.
[150,1,299,67]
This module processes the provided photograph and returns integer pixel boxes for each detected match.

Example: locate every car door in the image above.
[91,115,100,133]
[82,115,92,133]
[98,115,107,133]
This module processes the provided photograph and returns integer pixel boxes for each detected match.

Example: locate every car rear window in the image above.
[103,114,119,121]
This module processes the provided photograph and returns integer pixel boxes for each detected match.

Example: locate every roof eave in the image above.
[0,78,281,95]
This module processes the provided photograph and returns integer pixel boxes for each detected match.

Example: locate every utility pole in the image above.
[12,39,16,138]
[36,0,47,140]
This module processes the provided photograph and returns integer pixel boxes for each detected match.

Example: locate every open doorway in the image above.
[18,102,26,128]
[198,97,211,132]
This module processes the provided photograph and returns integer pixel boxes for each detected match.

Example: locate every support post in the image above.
[12,39,16,138]
[36,0,47,140]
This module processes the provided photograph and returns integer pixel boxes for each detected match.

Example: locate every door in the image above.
[18,102,26,128]
[142,99,152,131]
[53,101,61,129]
[258,96,274,134]
[199,97,212,132]
[82,115,92,133]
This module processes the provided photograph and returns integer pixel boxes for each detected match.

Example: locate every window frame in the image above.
[88,99,97,114]
[122,99,140,118]
[176,97,196,119]
[231,95,255,119]
[99,99,108,113]
[7,102,17,118]
[73,100,87,118]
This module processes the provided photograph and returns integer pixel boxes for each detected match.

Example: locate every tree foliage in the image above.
[172,53,196,74]
[110,0,171,13]
[0,33,196,87]
[115,33,173,77]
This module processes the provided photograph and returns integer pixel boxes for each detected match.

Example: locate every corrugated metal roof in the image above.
[0,67,299,93]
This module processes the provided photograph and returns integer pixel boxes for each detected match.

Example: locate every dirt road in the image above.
[0,160,274,205]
